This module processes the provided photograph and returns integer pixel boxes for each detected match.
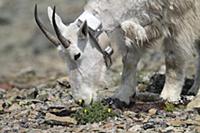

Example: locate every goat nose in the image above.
[74,53,81,60]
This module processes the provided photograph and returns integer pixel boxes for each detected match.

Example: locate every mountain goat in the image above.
[34,0,200,106]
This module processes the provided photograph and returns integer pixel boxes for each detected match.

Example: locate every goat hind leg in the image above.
[188,40,200,95]
[160,38,186,102]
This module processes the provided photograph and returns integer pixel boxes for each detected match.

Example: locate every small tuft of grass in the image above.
[71,102,116,124]
[164,102,176,112]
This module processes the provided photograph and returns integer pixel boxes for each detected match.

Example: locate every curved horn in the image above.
[52,6,70,48]
[34,4,60,47]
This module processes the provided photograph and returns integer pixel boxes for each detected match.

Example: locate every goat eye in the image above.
[67,40,71,44]
[74,53,81,60]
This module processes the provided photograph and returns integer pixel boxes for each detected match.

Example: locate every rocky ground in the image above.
[0,0,200,133]
[0,71,200,133]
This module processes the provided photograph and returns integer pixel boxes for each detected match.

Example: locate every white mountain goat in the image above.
[34,0,200,106]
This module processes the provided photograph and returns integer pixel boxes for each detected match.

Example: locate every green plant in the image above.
[71,102,116,124]
[164,102,176,112]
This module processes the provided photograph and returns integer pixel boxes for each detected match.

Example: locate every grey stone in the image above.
[187,95,200,110]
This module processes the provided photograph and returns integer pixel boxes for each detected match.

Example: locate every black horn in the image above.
[34,4,60,47]
[52,6,70,48]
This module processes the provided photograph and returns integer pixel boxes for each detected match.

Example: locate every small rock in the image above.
[160,126,174,133]
[29,110,39,119]
[73,126,86,133]
[15,110,30,119]
[187,95,200,109]
[103,122,114,130]
[116,123,125,129]
[128,125,141,132]
[195,126,200,133]
[184,119,200,126]
[5,88,21,99]
[45,112,77,125]
[37,92,48,101]
[196,116,200,122]
[6,103,21,112]
[20,119,29,128]
[117,128,125,133]
[0,88,5,99]
[19,100,32,106]
[0,100,4,113]
[158,121,168,128]
[90,123,102,132]
[123,111,136,118]
[143,116,150,123]
[26,88,38,99]
[57,77,70,88]
[148,108,157,116]
[47,106,73,116]
[143,122,155,130]
[167,119,185,127]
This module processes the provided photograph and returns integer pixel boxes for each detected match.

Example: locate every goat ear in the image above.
[47,6,67,34]
[78,21,88,38]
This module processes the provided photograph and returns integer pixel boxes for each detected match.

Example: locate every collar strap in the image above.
[76,11,103,38]
[76,11,113,69]
[88,31,113,68]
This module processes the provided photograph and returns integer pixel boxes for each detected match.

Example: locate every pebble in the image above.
[148,108,157,116]
[187,95,200,109]
[26,88,38,99]
[160,126,174,133]
[0,88,5,99]
[128,125,141,132]
[37,92,49,101]
[143,122,155,130]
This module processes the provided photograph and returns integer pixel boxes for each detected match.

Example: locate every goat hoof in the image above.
[103,97,135,109]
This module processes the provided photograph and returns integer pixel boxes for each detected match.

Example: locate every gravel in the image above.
[0,73,199,133]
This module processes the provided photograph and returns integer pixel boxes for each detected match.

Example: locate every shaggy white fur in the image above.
[37,0,200,105]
